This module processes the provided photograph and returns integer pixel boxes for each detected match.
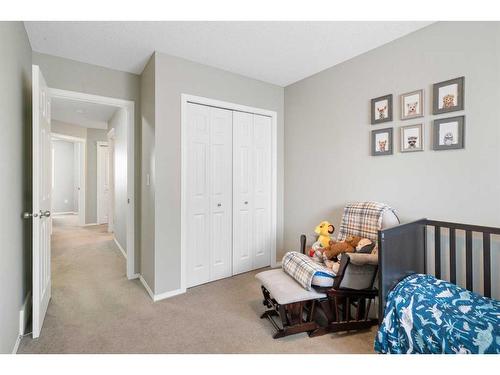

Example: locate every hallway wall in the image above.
[0,21,32,354]
[52,140,77,213]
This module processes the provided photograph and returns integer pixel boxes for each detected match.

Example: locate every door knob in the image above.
[244,201,248,205]
[23,212,39,219]
[217,203,222,207]
[39,210,51,218]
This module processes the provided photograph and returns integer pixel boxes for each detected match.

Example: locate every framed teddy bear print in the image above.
[400,89,424,120]
[433,76,464,114]
[371,94,393,124]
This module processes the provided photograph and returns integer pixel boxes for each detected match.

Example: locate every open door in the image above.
[31,65,52,338]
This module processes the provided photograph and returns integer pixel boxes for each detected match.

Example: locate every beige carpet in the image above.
[19,215,377,354]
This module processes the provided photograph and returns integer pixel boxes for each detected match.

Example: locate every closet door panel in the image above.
[209,107,233,281]
[232,111,254,275]
[252,114,272,269]
[186,103,211,287]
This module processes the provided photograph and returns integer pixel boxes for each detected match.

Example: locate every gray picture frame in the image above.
[432,76,465,115]
[371,94,393,124]
[371,127,393,156]
[433,116,465,151]
[400,89,424,120]
[400,123,424,152]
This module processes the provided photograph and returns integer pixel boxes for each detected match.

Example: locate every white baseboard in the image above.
[138,275,186,302]
[273,261,282,268]
[83,222,98,227]
[12,292,31,354]
[19,291,31,336]
[128,273,140,280]
[113,238,127,260]
[11,335,21,354]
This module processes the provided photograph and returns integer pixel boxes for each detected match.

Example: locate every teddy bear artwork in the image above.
[308,221,375,271]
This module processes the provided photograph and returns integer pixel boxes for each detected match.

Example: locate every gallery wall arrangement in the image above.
[370,76,465,156]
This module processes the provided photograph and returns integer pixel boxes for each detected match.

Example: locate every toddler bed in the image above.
[376,219,500,354]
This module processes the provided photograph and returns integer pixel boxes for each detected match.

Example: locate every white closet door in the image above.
[232,112,254,275]
[186,103,211,287]
[252,114,272,269]
[186,103,232,287]
[209,107,233,281]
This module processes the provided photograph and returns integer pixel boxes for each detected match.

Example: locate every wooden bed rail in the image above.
[425,219,498,299]
[378,218,498,322]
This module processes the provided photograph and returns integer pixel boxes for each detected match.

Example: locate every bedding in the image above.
[282,251,335,290]
[375,274,500,354]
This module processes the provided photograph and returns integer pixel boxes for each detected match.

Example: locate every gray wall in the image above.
[52,140,76,213]
[33,52,141,273]
[109,109,127,251]
[284,22,500,296]
[140,55,156,290]
[0,22,32,354]
[152,52,284,294]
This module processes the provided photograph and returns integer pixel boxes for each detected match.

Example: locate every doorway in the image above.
[30,65,136,338]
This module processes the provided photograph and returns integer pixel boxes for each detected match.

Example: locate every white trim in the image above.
[180,93,278,291]
[51,132,85,143]
[52,211,77,216]
[139,275,154,300]
[19,291,32,336]
[49,88,136,280]
[139,275,185,302]
[11,335,21,354]
[114,238,127,260]
[153,288,186,302]
[107,128,116,233]
[128,273,140,280]
[96,141,109,225]
[82,222,98,227]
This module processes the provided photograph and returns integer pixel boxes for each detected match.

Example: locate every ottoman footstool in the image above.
[256,269,326,339]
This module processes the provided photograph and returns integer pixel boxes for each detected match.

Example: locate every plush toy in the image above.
[323,235,363,261]
[308,221,335,262]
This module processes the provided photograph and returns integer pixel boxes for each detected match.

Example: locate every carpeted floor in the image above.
[19,214,377,353]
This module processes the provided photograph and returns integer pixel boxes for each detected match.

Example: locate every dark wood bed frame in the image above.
[378,218,499,323]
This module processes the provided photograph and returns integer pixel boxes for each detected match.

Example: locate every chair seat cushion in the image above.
[256,269,326,305]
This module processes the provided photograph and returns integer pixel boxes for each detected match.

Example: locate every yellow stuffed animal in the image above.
[315,221,335,248]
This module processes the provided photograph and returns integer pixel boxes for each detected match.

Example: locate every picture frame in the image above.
[371,127,393,156]
[433,116,465,151]
[400,89,424,120]
[371,94,393,124]
[400,123,424,152]
[432,76,465,115]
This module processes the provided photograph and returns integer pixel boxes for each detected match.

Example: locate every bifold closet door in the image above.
[233,112,272,275]
[186,103,232,288]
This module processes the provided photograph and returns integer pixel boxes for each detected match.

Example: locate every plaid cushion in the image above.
[282,251,334,291]
[337,201,395,242]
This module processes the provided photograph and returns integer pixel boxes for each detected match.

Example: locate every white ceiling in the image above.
[25,21,433,87]
[51,97,119,129]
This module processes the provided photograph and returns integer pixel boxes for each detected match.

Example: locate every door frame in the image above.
[96,141,109,225]
[49,88,136,279]
[51,132,86,226]
[180,94,278,292]
[107,128,116,233]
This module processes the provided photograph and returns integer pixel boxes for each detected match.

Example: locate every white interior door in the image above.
[186,103,211,287]
[186,103,232,287]
[232,112,254,275]
[97,143,110,224]
[233,112,272,274]
[251,114,272,269]
[32,65,52,338]
[208,107,232,282]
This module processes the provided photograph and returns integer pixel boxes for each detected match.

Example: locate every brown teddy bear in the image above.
[323,235,363,262]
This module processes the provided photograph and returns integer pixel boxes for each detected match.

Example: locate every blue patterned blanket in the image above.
[375,274,500,354]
